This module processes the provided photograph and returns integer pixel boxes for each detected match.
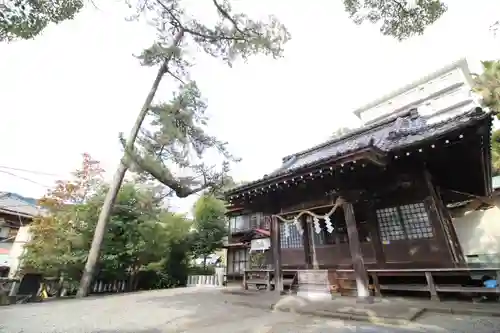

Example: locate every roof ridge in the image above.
[225,107,489,196]
[282,109,417,162]
[283,107,486,162]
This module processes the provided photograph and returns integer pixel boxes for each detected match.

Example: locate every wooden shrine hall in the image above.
[224,107,500,301]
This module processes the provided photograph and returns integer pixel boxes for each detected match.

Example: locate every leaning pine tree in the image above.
[76,0,290,297]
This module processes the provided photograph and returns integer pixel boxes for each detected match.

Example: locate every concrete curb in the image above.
[230,300,425,326]
[227,294,500,320]
[423,306,500,318]
[273,305,423,326]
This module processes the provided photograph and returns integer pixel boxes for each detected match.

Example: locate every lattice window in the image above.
[399,203,433,239]
[280,223,303,248]
[231,248,248,273]
[377,203,434,242]
[376,207,406,242]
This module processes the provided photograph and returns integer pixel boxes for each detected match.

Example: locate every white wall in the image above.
[357,62,479,125]
[453,198,500,265]
[8,225,31,278]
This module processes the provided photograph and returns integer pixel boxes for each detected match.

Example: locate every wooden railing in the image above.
[242,269,298,291]
[242,267,500,301]
[336,267,500,301]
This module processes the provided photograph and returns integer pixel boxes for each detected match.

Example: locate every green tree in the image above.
[0,1,84,41]
[23,153,191,291]
[491,129,500,176]
[190,194,227,269]
[21,153,104,280]
[472,61,500,116]
[79,0,290,297]
[343,0,447,40]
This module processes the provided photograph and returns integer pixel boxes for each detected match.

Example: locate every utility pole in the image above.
[76,31,184,297]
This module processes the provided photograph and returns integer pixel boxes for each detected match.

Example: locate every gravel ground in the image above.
[0,287,499,333]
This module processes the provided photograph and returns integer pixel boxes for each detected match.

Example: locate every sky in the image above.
[0,0,500,214]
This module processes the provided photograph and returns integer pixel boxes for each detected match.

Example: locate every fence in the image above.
[90,279,128,294]
[186,275,219,287]
[187,268,225,287]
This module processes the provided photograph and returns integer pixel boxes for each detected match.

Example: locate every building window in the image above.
[250,213,262,229]
[377,207,406,241]
[399,203,434,239]
[280,223,303,248]
[376,203,433,242]
[229,248,248,273]
[230,215,248,232]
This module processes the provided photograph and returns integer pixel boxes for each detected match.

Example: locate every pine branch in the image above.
[124,148,222,198]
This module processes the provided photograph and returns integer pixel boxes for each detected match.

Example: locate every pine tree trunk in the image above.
[76,30,185,298]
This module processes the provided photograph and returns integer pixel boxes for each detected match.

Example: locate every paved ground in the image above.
[0,287,499,333]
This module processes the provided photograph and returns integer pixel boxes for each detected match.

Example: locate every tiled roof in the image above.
[226,107,490,195]
[0,192,43,218]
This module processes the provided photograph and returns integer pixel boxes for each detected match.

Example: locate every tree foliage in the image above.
[190,194,227,268]
[77,0,288,297]
[22,153,191,288]
[22,153,104,278]
[470,62,500,176]
[472,60,500,116]
[121,0,290,198]
[0,0,84,42]
[491,129,500,177]
[343,0,447,40]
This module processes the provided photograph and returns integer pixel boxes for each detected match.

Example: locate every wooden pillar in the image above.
[423,170,465,266]
[271,216,283,294]
[308,220,320,269]
[342,200,371,301]
[302,216,313,268]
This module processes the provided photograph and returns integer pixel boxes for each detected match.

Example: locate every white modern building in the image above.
[352,58,479,125]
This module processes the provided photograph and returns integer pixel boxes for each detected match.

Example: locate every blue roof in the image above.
[0,192,41,217]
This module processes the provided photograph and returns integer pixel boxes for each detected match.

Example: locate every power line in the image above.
[0,165,62,177]
[0,170,51,188]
